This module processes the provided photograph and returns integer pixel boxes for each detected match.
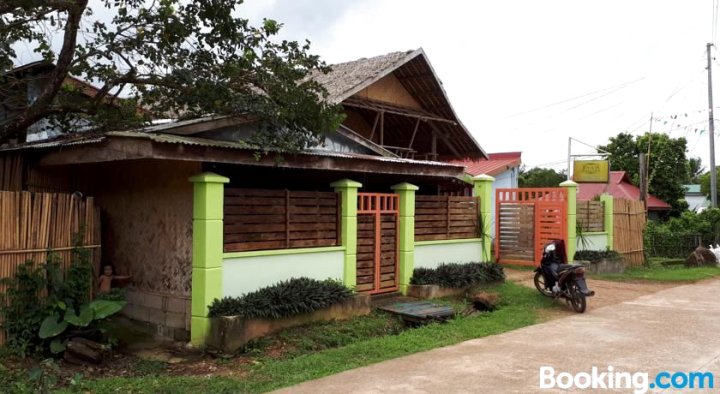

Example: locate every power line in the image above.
[505,77,646,119]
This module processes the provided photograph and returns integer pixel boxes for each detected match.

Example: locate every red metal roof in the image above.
[448,151,522,176]
[576,171,671,210]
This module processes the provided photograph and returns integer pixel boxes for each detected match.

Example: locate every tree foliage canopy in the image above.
[0,0,344,151]
[599,132,693,215]
[518,166,566,188]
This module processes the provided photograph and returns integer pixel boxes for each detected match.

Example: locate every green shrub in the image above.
[410,262,505,288]
[574,250,622,263]
[208,278,352,319]
[0,240,124,358]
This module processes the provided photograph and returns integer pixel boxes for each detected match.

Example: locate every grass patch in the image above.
[130,359,168,376]
[62,282,556,394]
[502,264,536,272]
[595,259,720,282]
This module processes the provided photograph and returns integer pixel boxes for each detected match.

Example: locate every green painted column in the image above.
[391,182,419,295]
[560,180,578,261]
[330,179,362,288]
[189,172,229,346]
[472,174,495,262]
[600,193,614,250]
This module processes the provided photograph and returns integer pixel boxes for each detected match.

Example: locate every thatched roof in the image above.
[311,49,486,159]
[312,50,415,103]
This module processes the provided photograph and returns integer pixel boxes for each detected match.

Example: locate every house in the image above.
[0,49,495,345]
[684,184,709,212]
[576,170,671,218]
[0,61,106,143]
[447,152,522,236]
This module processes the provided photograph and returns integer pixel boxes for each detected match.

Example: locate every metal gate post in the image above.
[560,180,578,261]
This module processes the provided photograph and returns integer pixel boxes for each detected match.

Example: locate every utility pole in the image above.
[639,153,647,209]
[567,137,571,180]
[708,42,718,208]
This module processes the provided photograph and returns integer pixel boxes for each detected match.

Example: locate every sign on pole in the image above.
[573,160,609,183]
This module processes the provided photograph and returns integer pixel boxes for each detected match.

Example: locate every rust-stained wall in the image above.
[76,159,200,296]
[352,73,422,109]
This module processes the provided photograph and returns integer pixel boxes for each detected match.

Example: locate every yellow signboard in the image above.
[573,160,609,183]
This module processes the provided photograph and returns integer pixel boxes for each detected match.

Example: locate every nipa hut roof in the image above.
[311,49,486,159]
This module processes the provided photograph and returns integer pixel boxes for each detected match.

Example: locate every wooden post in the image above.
[600,194,614,250]
[380,111,385,146]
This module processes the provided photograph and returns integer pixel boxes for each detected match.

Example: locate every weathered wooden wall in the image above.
[577,200,605,232]
[76,160,200,296]
[613,198,646,266]
[352,73,422,109]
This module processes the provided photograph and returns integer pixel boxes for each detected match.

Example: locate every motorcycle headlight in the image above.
[544,244,556,253]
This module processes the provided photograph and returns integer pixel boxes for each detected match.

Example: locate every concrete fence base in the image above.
[207,294,371,353]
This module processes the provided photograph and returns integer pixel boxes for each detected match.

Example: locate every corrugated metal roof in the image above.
[1,130,463,169]
[576,171,671,210]
[448,152,522,176]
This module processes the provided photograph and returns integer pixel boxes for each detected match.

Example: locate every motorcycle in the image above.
[533,240,594,313]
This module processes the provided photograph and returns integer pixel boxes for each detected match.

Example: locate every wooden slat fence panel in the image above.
[224,188,339,252]
[497,203,535,261]
[613,198,646,266]
[0,191,101,345]
[577,200,605,232]
[414,195,479,241]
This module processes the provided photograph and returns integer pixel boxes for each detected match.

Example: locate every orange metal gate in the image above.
[495,188,567,266]
[356,193,399,294]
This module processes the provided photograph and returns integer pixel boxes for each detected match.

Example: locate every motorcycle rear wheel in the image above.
[534,271,553,297]
[569,283,587,313]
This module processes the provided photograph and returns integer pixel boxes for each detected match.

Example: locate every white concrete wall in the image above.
[415,239,483,269]
[223,248,344,297]
[686,195,709,212]
[576,232,609,251]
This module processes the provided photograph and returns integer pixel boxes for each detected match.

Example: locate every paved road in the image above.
[278,279,720,393]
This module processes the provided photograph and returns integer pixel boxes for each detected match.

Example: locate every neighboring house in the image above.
[448,152,522,236]
[576,171,671,219]
[1,61,104,143]
[684,184,709,212]
[0,48,495,345]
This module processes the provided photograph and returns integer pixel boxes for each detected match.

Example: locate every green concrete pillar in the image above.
[330,179,362,288]
[472,174,495,262]
[560,180,578,261]
[391,182,418,295]
[189,172,229,346]
[600,194,614,250]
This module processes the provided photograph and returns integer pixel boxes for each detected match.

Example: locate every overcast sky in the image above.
[240,0,718,171]
[12,1,718,171]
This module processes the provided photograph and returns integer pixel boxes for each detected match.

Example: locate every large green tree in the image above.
[599,132,690,215]
[518,166,566,188]
[0,0,343,151]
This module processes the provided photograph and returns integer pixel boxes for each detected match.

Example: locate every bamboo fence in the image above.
[0,191,101,345]
[613,198,646,266]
